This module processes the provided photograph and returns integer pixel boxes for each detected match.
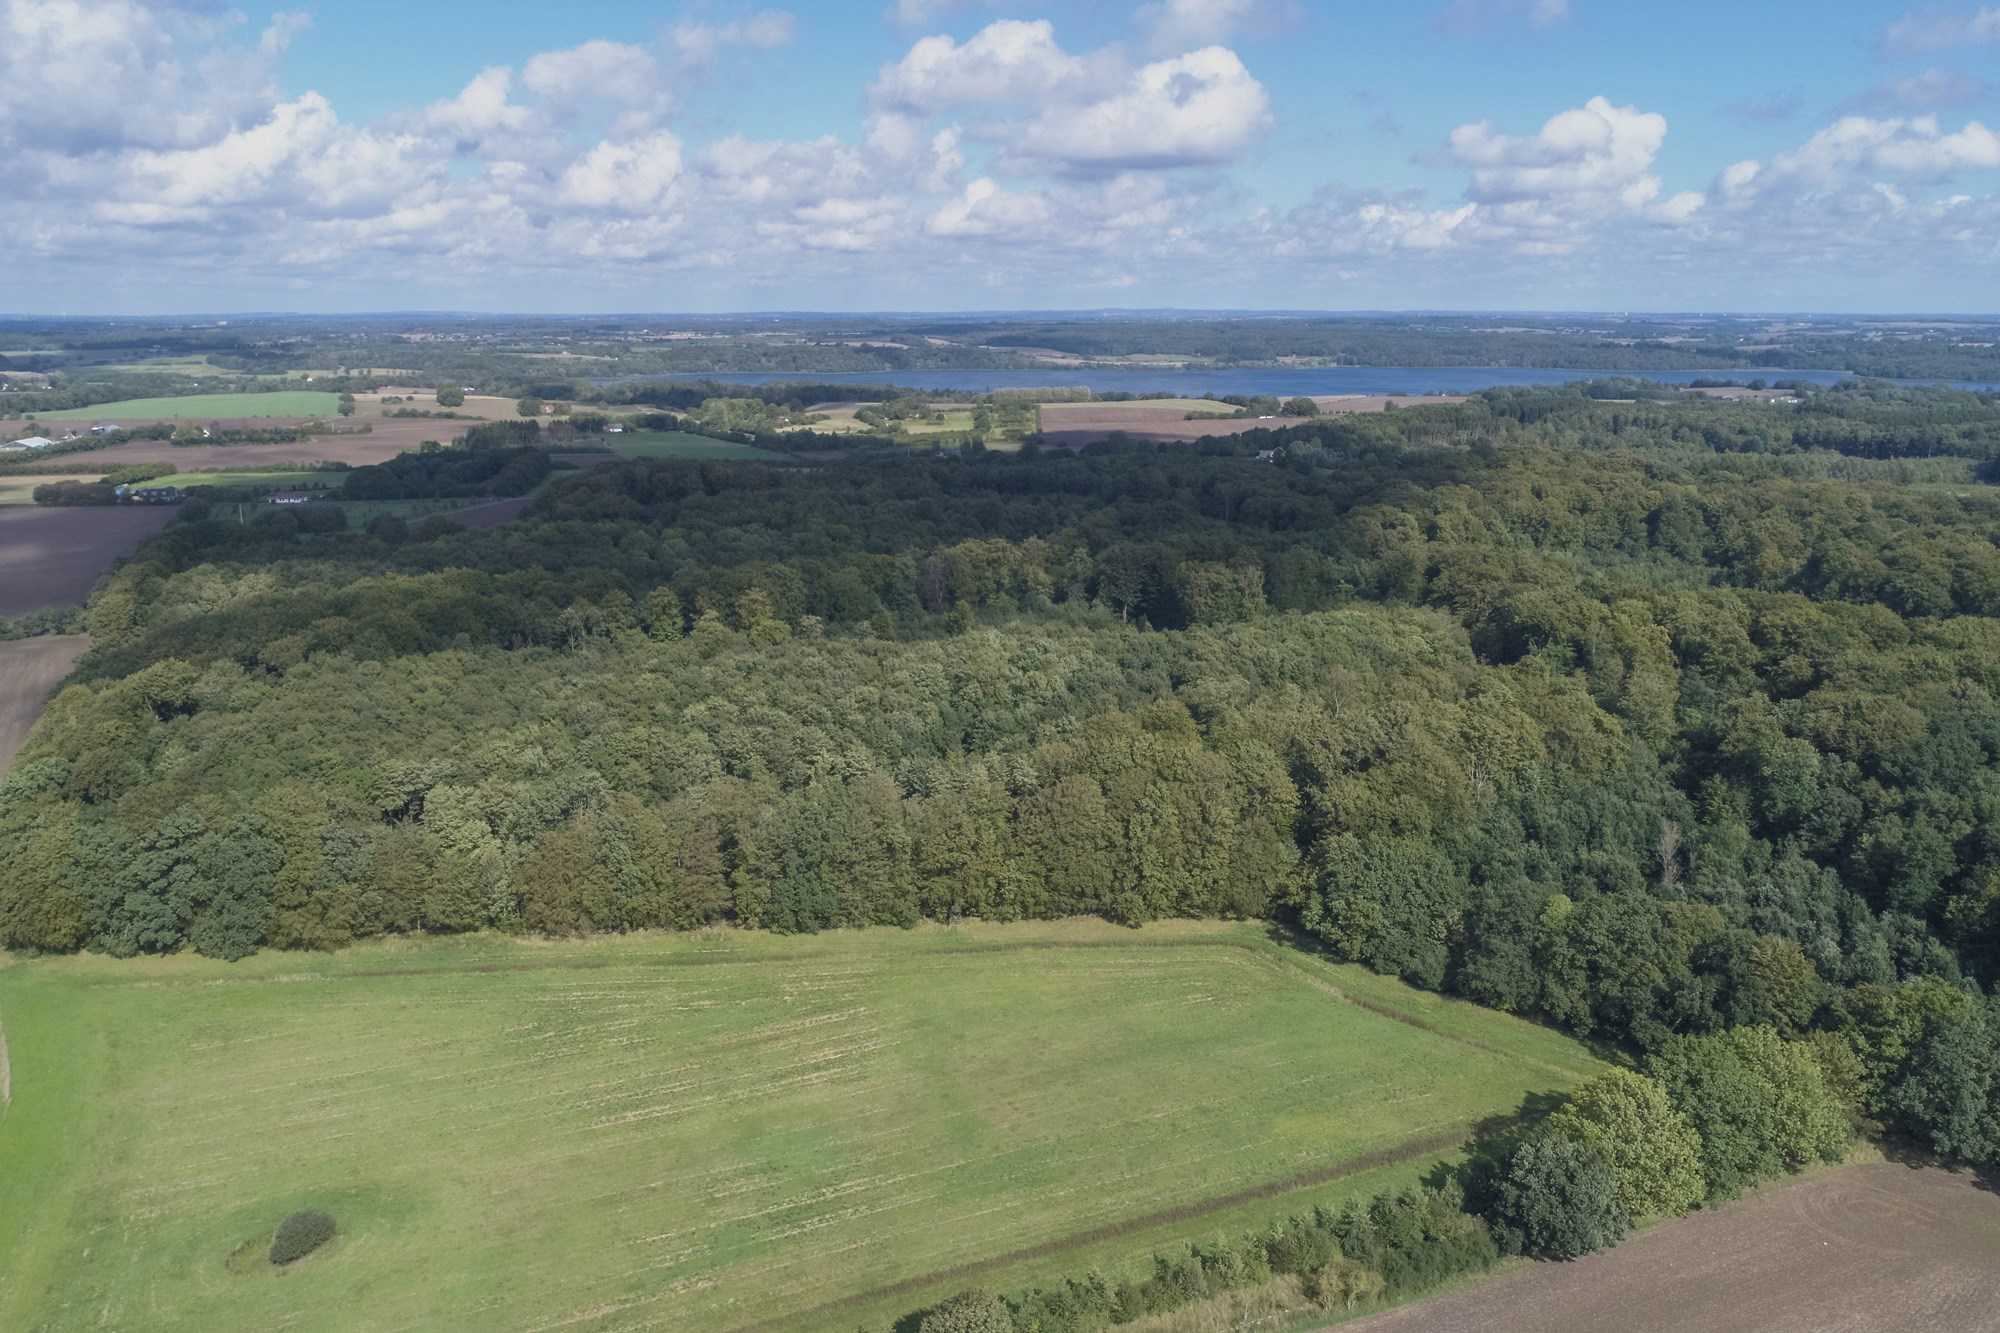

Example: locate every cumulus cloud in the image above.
[1882,6,2000,53]
[927,177,1053,236]
[422,67,534,142]
[1447,96,1700,221]
[1723,115,2000,198]
[871,19,1089,110]
[558,132,686,211]
[1018,46,1272,171]
[0,0,289,152]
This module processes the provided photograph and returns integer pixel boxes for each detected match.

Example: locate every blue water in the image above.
[601,367,1998,396]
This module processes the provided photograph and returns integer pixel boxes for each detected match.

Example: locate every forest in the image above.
[6,381,2000,1201]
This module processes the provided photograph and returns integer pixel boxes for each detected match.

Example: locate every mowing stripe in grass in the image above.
[750,1124,1476,1333]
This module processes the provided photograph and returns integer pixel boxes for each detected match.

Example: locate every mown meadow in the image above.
[0,921,1602,1332]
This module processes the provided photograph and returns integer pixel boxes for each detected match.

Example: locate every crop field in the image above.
[0,507,177,615]
[1349,1161,2000,1333]
[0,921,1602,1333]
[606,430,790,461]
[52,420,459,470]
[0,634,89,775]
[39,391,342,421]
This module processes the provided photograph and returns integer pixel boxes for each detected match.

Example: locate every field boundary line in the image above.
[744,1123,1475,1333]
[1,1011,11,1108]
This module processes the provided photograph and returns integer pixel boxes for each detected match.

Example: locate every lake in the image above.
[599,367,1999,396]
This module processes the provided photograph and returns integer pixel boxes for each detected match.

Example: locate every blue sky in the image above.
[5,0,1999,313]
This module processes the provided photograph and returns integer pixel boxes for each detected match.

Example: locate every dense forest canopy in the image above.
[6,380,2000,1172]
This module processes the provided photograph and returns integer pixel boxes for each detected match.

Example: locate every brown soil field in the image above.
[0,507,176,615]
[1343,1162,2000,1333]
[1036,396,1467,447]
[0,634,89,775]
[29,419,465,471]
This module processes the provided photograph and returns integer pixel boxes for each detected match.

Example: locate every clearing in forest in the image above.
[0,921,1603,1333]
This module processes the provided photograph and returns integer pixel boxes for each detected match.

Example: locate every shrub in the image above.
[917,1288,1013,1333]
[1492,1129,1630,1259]
[1306,1258,1385,1311]
[268,1209,335,1265]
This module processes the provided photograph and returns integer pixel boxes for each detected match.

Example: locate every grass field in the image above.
[606,430,790,461]
[0,921,1603,1332]
[172,471,343,492]
[898,409,979,436]
[0,474,103,504]
[39,391,340,421]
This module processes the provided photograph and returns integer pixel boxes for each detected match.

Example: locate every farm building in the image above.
[6,436,54,450]
[266,492,315,505]
[89,424,120,435]
[126,486,180,504]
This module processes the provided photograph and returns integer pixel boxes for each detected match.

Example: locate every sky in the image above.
[3,0,1999,314]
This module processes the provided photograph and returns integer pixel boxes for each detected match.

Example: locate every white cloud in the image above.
[927,177,1052,236]
[672,10,797,66]
[0,0,287,152]
[559,133,686,211]
[1883,6,2000,53]
[1018,46,1271,170]
[522,40,660,102]
[422,67,533,141]
[872,19,1088,110]
[1727,115,2000,194]
[1444,96,1699,224]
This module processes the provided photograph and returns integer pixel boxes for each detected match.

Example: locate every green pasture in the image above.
[605,430,790,462]
[173,471,343,492]
[0,920,1602,1332]
[898,409,979,436]
[39,392,341,421]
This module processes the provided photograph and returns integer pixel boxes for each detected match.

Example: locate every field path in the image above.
[1342,1162,2000,1333]
[0,635,89,776]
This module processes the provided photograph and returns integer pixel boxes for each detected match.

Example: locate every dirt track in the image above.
[0,634,89,775]
[1344,1163,2000,1333]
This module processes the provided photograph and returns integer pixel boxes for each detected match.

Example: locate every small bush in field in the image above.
[269,1209,335,1265]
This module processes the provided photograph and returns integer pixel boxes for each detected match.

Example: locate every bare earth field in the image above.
[1036,397,1467,447]
[0,635,89,775]
[0,507,175,615]
[1345,1162,2000,1333]
[30,419,462,470]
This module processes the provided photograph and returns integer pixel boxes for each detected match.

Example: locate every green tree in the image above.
[1282,396,1321,417]
[1649,1027,1850,1200]
[1492,1130,1629,1259]
[1547,1069,1705,1220]
[917,1288,1013,1333]
[516,396,544,418]
[337,393,356,418]
[436,385,465,408]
